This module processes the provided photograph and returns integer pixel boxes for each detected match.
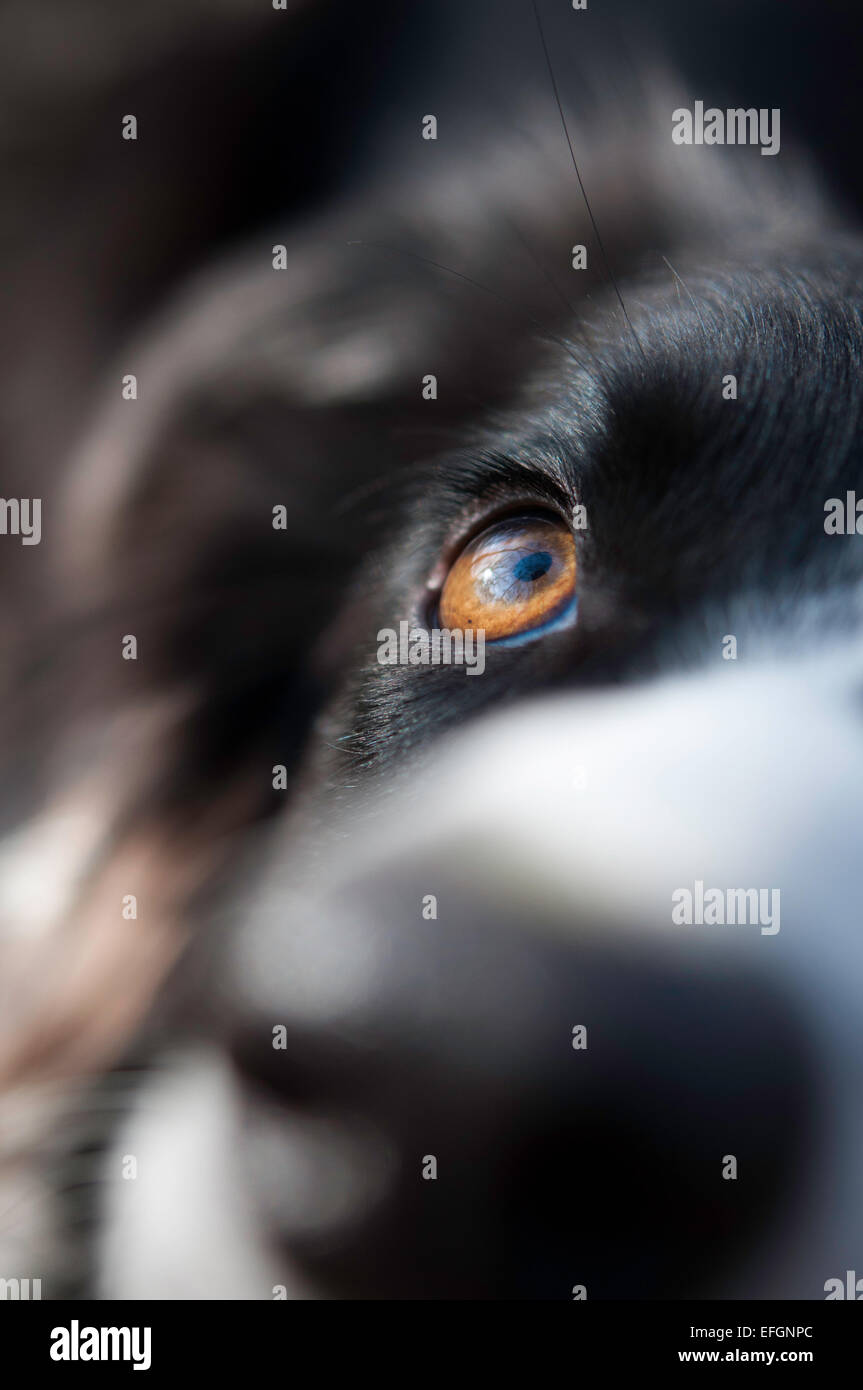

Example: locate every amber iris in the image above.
[438,514,576,640]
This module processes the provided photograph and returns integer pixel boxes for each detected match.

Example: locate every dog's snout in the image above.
[221,862,815,1300]
[211,654,863,1298]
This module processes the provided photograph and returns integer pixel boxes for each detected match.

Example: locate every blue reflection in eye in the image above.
[513,551,553,583]
[490,595,578,647]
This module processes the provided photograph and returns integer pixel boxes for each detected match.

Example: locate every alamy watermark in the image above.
[824,1270,863,1299]
[672,880,780,935]
[377,620,486,675]
[672,102,780,157]
[824,492,863,534]
[0,497,41,545]
[50,1321,151,1371]
[0,1276,41,1299]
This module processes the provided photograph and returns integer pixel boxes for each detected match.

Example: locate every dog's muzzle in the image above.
[101,649,863,1299]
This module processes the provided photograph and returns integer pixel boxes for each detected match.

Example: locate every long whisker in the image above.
[530,0,647,363]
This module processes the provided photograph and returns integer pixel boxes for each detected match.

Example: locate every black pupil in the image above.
[513,550,553,583]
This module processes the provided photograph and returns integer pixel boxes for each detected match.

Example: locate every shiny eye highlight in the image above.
[438,513,576,641]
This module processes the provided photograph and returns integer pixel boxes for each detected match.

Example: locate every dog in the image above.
[1,0,863,1301]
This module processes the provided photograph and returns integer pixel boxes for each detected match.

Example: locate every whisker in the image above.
[529,0,647,363]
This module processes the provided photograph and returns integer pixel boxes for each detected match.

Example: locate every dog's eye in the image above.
[439,514,576,641]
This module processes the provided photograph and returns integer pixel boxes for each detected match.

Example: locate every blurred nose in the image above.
[229,872,812,1300]
[224,652,863,1298]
